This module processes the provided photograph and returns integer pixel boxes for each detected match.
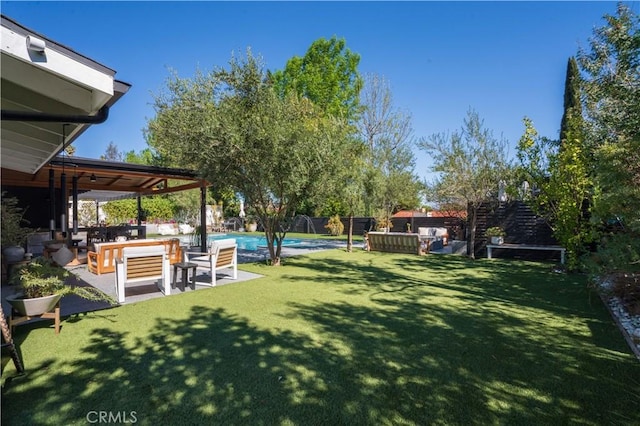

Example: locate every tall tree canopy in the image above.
[577,2,640,272]
[147,51,347,265]
[100,141,123,162]
[271,36,363,122]
[123,148,155,165]
[358,73,422,223]
[517,57,592,270]
[270,36,364,218]
[419,109,511,258]
[559,57,583,145]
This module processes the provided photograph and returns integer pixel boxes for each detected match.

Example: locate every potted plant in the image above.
[1,191,33,262]
[6,257,115,316]
[189,224,203,249]
[485,226,506,245]
[245,217,258,233]
[375,216,393,233]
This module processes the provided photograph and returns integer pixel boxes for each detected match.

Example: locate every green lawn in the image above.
[2,250,639,425]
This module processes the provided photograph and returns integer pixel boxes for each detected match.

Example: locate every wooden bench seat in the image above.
[486,243,566,264]
[367,232,424,255]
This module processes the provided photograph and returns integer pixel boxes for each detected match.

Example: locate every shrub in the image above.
[374,215,393,231]
[325,215,344,236]
[1,191,32,247]
[485,226,506,237]
[611,272,640,316]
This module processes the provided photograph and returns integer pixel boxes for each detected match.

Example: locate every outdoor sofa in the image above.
[87,238,182,275]
[417,227,449,250]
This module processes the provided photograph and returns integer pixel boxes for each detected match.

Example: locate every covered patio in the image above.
[1,14,211,252]
[1,156,211,253]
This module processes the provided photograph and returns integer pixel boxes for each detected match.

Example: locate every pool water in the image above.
[208,234,304,251]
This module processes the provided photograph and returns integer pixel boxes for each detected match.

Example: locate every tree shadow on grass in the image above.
[2,252,639,425]
[282,252,593,319]
[284,294,640,424]
[7,299,635,425]
[1,302,481,425]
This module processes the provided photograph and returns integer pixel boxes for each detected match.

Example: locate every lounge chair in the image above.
[115,245,171,303]
[184,238,238,286]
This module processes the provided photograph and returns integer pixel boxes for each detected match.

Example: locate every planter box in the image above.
[6,293,62,316]
[490,236,504,245]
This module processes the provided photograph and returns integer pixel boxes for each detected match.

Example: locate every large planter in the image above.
[2,246,25,263]
[6,293,62,316]
[246,223,257,232]
[490,236,504,245]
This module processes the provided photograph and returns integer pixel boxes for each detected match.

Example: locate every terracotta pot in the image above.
[6,293,62,316]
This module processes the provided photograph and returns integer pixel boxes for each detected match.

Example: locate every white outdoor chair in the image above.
[115,245,170,303]
[184,238,238,286]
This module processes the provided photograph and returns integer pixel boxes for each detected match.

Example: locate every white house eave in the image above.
[1,14,130,175]
[1,26,113,112]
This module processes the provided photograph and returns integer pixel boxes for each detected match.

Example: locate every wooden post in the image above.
[200,185,207,250]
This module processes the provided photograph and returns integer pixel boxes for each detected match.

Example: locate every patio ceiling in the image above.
[1,156,208,201]
[1,15,130,175]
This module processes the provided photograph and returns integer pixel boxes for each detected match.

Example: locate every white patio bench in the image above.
[486,243,566,264]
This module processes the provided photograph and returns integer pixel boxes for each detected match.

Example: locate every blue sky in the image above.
[1,1,630,180]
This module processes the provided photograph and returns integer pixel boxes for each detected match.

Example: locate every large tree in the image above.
[577,2,640,272]
[100,141,123,162]
[124,148,156,165]
[357,73,423,225]
[517,120,591,270]
[419,109,511,258]
[517,58,593,270]
[271,36,363,123]
[271,36,364,218]
[560,57,583,145]
[147,51,346,265]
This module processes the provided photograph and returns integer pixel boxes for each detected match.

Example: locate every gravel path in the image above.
[598,277,640,361]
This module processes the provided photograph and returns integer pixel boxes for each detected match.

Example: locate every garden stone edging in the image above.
[598,279,640,362]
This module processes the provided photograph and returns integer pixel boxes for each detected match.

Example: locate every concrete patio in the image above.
[1,241,349,323]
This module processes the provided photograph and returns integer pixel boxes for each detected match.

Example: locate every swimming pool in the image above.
[208,234,306,251]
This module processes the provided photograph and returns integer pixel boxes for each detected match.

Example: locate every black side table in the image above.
[172,262,198,291]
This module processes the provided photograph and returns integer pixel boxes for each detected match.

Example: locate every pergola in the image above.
[1,156,210,248]
[1,156,207,200]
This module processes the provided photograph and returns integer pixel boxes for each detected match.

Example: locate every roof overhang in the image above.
[1,156,209,201]
[0,15,131,174]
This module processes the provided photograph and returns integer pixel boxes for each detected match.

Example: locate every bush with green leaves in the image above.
[1,191,32,247]
[374,214,393,231]
[325,215,344,236]
[11,257,115,303]
[485,227,506,237]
